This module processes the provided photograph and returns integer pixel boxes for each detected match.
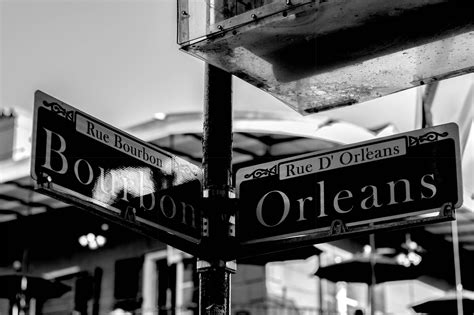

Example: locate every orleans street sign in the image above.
[236,123,462,251]
[31,91,203,254]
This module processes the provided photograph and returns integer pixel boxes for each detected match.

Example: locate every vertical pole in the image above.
[368,233,376,315]
[451,220,464,315]
[198,63,235,315]
[317,256,324,315]
[202,65,232,191]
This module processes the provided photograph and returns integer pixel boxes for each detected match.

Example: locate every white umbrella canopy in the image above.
[129,110,390,144]
[314,254,420,285]
[412,290,474,314]
[127,110,396,167]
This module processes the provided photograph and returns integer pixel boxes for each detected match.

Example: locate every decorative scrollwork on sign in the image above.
[177,164,192,175]
[42,101,75,122]
[244,164,278,179]
[408,131,448,146]
[175,163,200,178]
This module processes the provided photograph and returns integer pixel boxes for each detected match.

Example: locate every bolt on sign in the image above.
[236,123,463,253]
[31,91,203,254]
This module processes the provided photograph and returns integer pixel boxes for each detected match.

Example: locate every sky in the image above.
[1,0,203,127]
[0,0,420,131]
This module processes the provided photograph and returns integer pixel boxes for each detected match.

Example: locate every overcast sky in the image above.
[1,0,419,130]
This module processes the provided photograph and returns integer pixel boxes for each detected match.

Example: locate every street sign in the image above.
[31,91,203,254]
[236,123,463,253]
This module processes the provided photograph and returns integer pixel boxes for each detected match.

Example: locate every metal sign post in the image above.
[198,64,236,315]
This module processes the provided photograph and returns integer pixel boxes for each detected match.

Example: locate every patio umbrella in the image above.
[314,254,420,285]
[238,245,322,265]
[315,253,420,315]
[411,290,474,314]
[0,273,70,300]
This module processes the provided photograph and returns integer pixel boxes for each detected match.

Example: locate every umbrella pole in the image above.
[367,285,373,315]
[451,220,464,315]
[317,256,324,315]
[369,234,376,315]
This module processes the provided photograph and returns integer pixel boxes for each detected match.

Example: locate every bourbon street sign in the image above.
[31,91,203,254]
[235,123,462,255]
